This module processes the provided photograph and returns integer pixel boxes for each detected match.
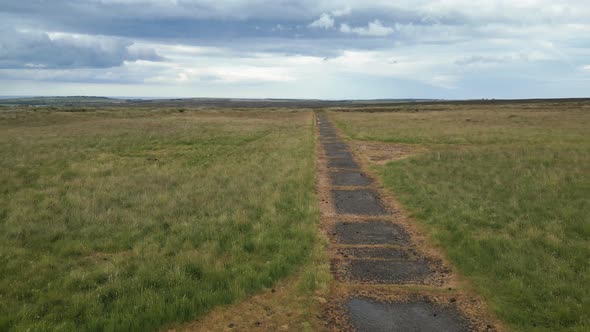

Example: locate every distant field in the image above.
[332,103,590,331]
[0,109,322,331]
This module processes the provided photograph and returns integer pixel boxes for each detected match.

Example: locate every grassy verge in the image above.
[332,105,590,331]
[0,109,321,331]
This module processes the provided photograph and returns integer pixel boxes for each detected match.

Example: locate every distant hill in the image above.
[0,96,438,108]
[1,96,588,108]
[0,96,127,106]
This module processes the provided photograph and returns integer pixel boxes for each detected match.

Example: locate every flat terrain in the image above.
[0,109,324,331]
[331,102,590,331]
[1,99,588,331]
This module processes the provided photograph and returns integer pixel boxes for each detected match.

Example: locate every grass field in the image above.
[332,104,590,331]
[0,109,323,331]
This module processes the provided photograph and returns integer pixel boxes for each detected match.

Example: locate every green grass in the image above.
[332,106,590,331]
[0,109,320,331]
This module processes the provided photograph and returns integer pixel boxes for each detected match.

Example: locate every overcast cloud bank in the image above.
[1,1,589,98]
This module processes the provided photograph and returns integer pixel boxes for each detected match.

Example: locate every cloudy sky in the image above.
[1,1,590,99]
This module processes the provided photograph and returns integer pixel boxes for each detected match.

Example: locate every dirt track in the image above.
[316,112,501,331]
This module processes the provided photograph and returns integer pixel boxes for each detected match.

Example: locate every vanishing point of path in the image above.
[315,113,500,331]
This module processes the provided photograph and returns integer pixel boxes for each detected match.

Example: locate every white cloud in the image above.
[309,13,335,29]
[331,7,352,17]
[340,20,394,37]
[430,75,458,89]
[583,65,590,71]
[339,24,351,33]
[455,55,514,66]
[151,65,295,84]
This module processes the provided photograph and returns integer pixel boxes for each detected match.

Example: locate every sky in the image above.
[1,1,590,99]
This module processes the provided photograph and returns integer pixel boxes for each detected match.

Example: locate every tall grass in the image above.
[0,109,319,331]
[332,106,590,331]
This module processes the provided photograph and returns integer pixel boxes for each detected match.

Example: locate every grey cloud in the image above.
[5,0,579,63]
[340,20,394,37]
[0,1,466,44]
[0,28,163,69]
